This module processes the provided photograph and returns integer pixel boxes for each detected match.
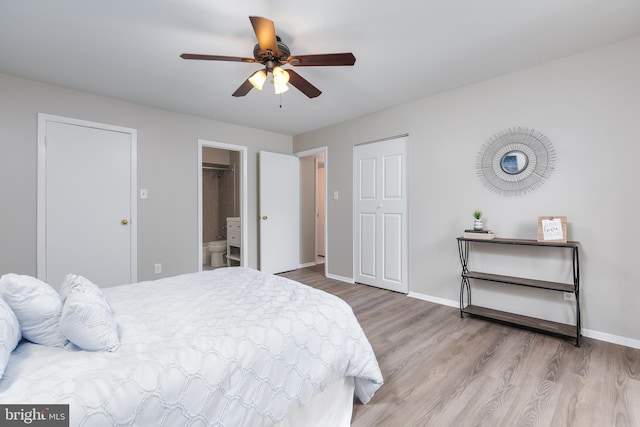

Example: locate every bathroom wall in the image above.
[202,169,222,242]
[228,151,241,220]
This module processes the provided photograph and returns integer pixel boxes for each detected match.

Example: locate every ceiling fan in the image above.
[180,16,356,98]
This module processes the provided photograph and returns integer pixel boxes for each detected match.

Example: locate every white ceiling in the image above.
[1,1,640,135]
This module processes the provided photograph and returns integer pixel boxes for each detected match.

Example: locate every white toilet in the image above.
[207,240,227,267]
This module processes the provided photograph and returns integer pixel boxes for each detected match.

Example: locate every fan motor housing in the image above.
[253,38,290,63]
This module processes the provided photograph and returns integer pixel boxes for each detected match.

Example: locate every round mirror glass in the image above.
[500,150,529,174]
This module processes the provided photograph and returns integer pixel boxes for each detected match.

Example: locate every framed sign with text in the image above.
[537,216,567,243]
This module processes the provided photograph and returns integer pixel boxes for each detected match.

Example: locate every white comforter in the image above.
[0,267,383,426]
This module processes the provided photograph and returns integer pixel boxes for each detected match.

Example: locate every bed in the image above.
[0,267,383,426]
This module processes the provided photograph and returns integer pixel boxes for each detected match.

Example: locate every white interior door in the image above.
[38,115,137,288]
[354,136,408,293]
[259,151,300,274]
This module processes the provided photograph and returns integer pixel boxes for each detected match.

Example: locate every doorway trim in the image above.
[296,146,328,277]
[37,113,138,283]
[198,139,248,270]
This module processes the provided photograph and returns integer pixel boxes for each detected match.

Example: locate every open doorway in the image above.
[316,157,325,263]
[198,140,248,271]
[297,147,328,274]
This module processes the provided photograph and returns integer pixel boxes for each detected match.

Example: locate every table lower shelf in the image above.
[462,305,579,343]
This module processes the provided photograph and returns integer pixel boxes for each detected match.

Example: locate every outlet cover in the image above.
[154,263,161,274]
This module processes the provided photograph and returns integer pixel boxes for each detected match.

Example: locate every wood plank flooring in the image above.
[280,265,640,427]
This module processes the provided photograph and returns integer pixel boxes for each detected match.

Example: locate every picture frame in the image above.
[537,216,567,243]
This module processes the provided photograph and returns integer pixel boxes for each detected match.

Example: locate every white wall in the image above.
[294,36,640,344]
[0,73,292,280]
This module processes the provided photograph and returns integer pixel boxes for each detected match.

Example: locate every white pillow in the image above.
[60,291,120,352]
[0,274,67,347]
[59,273,104,302]
[0,298,22,378]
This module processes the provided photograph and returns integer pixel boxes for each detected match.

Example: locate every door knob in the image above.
[121,219,129,225]
[262,215,268,220]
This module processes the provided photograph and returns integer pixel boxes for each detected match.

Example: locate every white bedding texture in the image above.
[0,267,383,426]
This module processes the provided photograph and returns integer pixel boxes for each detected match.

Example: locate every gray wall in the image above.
[0,73,292,280]
[294,36,640,343]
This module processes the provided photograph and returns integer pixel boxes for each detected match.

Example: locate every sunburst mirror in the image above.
[476,127,556,196]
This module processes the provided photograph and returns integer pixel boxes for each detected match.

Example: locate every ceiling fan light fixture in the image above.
[248,70,267,90]
[272,66,290,85]
[274,82,289,94]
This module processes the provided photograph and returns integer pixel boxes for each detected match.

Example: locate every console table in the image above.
[456,237,581,346]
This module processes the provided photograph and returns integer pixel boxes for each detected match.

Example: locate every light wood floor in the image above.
[280,265,640,427]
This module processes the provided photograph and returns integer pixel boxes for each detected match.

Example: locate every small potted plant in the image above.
[473,210,483,231]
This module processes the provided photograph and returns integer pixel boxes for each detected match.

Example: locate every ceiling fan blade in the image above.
[232,79,254,97]
[287,69,322,98]
[181,53,255,63]
[249,16,278,56]
[287,53,356,67]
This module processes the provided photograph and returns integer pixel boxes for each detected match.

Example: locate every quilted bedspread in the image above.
[0,267,383,426]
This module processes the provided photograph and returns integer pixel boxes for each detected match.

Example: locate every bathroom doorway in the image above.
[198,140,247,271]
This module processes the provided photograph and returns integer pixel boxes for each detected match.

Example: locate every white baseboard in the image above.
[581,328,640,349]
[326,273,355,284]
[298,261,316,269]
[407,292,459,309]
[407,291,640,350]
